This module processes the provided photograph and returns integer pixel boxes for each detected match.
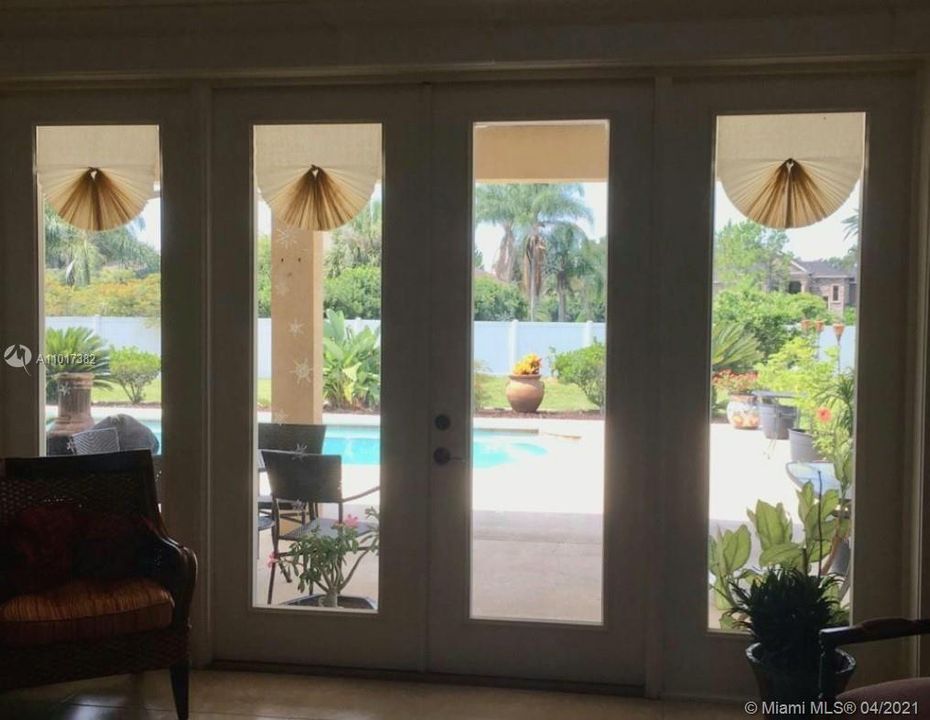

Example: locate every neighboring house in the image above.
[788,259,857,314]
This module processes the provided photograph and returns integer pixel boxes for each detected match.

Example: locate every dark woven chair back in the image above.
[0,450,160,529]
[70,427,121,455]
[94,414,160,454]
[258,422,326,454]
[261,450,342,505]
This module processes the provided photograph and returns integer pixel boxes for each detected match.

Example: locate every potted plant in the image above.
[505,353,545,413]
[713,370,760,429]
[44,327,111,454]
[755,337,834,457]
[278,508,379,609]
[729,567,855,710]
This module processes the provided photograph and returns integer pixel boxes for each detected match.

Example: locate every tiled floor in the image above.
[0,670,745,719]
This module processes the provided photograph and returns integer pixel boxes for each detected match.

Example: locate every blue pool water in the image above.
[71,420,548,468]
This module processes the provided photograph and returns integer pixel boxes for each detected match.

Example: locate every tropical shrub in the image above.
[755,337,836,430]
[552,342,606,408]
[714,287,831,358]
[712,370,758,396]
[324,266,382,319]
[711,322,762,373]
[109,346,161,405]
[44,327,111,401]
[322,310,381,410]
[45,274,161,317]
[473,276,527,321]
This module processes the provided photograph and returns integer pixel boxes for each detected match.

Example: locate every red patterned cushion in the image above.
[3,504,84,595]
[75,512,160,580]
[0,577,173,647]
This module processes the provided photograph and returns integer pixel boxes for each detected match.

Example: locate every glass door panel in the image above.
[252,123,383,611]
[707,113,865,629]
[470,120,608,624]
[35,125,164,459]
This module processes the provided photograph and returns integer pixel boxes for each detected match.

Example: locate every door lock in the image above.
[434,414,451,430]
[433,447,462,465]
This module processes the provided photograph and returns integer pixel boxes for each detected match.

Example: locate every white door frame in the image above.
[208,84,432,669]
[426,80,655,686]
[656,71,919,699]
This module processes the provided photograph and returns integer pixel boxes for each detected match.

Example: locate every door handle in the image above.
[433,447,462,466]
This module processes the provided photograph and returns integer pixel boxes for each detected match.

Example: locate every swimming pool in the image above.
[63,418,548,469]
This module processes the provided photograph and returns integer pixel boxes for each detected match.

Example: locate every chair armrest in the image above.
[342,486,380,503]
[820,618,930,701]
[141,534,198,628]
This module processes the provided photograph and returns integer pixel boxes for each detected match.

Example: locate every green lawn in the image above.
[89,377,596,413]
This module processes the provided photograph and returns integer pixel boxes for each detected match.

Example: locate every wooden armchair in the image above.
[0,450,197,719]
[821,618,930,714]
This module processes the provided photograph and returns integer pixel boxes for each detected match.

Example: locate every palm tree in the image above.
[543,223,591,321]
[474,183,593,318]
[326,199,382,277]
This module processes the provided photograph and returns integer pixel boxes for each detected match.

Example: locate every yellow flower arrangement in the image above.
[511,353,542,376]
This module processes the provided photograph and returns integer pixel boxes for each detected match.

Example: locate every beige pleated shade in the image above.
[254,124,382,232]
[36,125,160,232]
[716,113,864,229]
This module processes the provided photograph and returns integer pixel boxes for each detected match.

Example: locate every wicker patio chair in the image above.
[0,450,197,719]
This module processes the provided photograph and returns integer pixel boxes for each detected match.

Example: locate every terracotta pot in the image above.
[48,372,96,440]
[505,374,545,413]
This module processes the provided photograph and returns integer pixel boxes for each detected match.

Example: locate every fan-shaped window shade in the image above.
[36,125,160,232]
[716,113,864,230]
[254,124,382,232]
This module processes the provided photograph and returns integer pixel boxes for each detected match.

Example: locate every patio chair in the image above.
[70,426,121,455]
[820,618,930,714]
[0,450,197,719]
[257,423,326,533]
[262,449,378,604]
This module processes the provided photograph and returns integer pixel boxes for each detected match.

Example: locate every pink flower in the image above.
[816,407,833,424]
[267,551,278,568]
[343,514,360,529]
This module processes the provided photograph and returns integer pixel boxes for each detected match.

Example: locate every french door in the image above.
[208,81,653,685]
[207,72,917,695]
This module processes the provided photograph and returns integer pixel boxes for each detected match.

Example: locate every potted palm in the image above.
[44,327,111,454]
[278,508,379,609]
[505,353,545,413]
[729,568,855,713]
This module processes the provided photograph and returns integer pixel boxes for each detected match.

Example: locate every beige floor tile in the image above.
[0,670,742,720]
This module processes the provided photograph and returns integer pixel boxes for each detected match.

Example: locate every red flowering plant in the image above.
[712,370,759,397]
[276,507,379,607]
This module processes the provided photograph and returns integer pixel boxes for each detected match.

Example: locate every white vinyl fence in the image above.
[47,316,856,378]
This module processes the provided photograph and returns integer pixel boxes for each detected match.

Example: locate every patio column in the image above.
[270,220,324,424]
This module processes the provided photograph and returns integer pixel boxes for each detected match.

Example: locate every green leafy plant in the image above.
[322,310,381,410]
[44,327,111,401]
[714,286,832,358]
[552,342,606,408]
[280,508,379,607]
[712,370,758,396]
[711,322,762,373]
[727,567,844,677]
[709,481,851,629]
[473,276,528,321]
[755,336,837,431]
[108,346,160,405]
[812,369,856,490]
[324,265,382,320]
